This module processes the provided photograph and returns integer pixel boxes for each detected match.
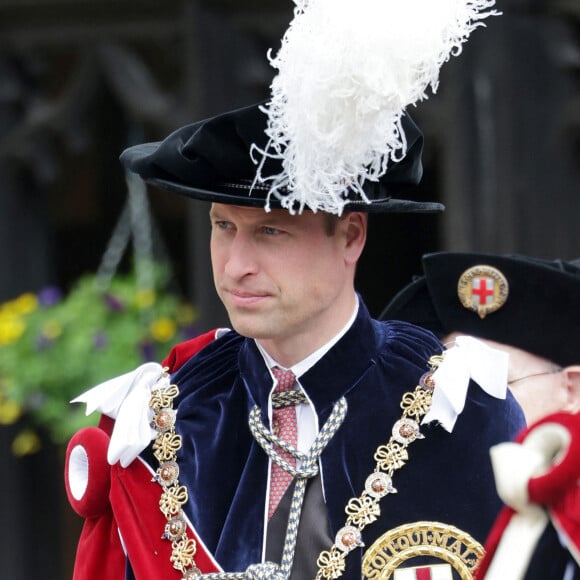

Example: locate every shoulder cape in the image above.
[64,329,221,580]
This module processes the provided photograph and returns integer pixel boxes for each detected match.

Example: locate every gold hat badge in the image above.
[457,265,509,319]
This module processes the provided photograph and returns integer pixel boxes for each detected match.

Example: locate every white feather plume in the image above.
[252,0,499,214]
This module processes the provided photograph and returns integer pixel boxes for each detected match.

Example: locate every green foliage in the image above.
[0,263,197,452]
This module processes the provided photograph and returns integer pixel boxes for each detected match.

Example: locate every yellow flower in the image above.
[0,397,22,424]
[12,429,42,456]
[42,320,63,339]
[0,312,25,345]
[135,289,156,309]
[11,293,38,315]
[176,304,197,326]
[150,317,176,342]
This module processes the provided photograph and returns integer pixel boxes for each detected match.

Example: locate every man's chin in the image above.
[226,314,274,341]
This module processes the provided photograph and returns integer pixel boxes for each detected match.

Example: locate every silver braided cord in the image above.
[194,562,285,580]
[197,397,348,580]
[272,390,308,408]
[279,397,347,575]
[249,406,310,474]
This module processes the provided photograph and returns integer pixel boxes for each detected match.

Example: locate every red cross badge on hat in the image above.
[457,265,509,319]
[394,564,453,579]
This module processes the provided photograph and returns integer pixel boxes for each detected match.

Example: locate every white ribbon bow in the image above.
[71,362,168,467]
[422,335,509,432]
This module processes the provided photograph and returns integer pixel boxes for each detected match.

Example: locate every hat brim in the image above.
[144,176,444,214]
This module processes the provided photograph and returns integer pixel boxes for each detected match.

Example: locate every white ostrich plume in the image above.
[252,0,499,215]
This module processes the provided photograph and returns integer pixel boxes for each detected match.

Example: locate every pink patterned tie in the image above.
[268,366,298,519]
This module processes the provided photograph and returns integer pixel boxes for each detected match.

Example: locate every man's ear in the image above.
[562,366,580,413]
[343,212,367,263]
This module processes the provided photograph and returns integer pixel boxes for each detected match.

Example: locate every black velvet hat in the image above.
[120,102,443,214]
[380,252,580,368]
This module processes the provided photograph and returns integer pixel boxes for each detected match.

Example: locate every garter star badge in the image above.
[362,521,484,579]
[456,265,509,319]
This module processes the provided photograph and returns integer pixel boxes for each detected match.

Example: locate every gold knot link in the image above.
[153,431,182,462]
[159,484,189,517]
[345,495,380,527]
[170,537,197,572]
[316,548,346,579]
[374,441,408,472]
[150,384,179,411]
[401,387,432,419]
[428,354,445,369]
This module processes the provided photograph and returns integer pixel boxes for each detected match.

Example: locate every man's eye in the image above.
[262,226,281,236]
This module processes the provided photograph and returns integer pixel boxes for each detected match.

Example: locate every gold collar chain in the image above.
[148,354,443,580]
[149,372,201,579]
[314,354,442,579]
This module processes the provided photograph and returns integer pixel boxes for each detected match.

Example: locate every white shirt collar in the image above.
[255,296,359,379]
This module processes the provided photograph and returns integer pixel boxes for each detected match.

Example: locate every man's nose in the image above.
[224,233,259,278]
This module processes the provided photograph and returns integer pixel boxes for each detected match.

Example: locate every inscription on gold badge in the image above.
[362,521,484,580]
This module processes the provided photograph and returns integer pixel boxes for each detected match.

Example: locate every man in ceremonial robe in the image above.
[64,3,524,577]
[65,104,525,580]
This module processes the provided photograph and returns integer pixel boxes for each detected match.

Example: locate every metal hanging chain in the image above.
[94,194,132,292]
[95,171,157,293]
[127,170,154,294]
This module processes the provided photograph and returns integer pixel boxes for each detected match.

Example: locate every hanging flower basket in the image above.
[0,262,198,455]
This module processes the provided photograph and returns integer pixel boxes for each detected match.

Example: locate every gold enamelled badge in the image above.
[362,521,484,579]
[457,265,509,319]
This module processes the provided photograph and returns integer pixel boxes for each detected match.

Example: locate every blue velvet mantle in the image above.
[142,300,525,578]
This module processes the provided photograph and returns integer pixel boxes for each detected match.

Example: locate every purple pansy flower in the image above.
[38,286,63,307]
[103,293,125,312]
[93,332,109,350]
[139,341,156,362]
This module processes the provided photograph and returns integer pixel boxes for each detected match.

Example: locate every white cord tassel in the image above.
[253,0,499,215]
